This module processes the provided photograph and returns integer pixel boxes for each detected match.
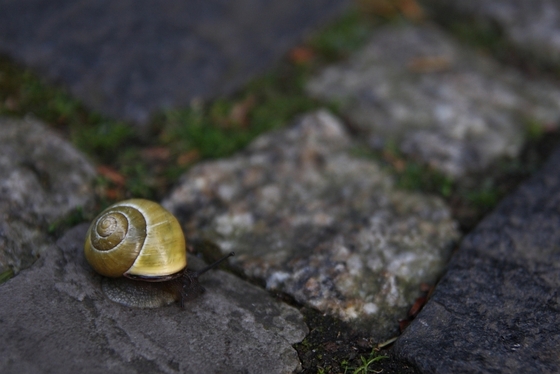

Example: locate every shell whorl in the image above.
[84,199,186,278]
[92,212,128,249]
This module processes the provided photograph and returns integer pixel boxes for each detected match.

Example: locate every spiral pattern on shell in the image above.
[84,199,187,278]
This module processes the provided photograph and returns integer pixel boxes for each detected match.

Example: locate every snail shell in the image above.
[84,199,233,308]
[84,199,186,280]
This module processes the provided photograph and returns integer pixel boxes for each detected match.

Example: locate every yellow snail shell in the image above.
[84,199,234,308]
[84,198,186,279]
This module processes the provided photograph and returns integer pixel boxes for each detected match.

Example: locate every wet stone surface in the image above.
[394,145,560,373]
[0,0,350,126]
[0,116,95,275]
[306,23,560,178]
[164,110,459,340]
[423,0,560,67]
[0,224,308,374]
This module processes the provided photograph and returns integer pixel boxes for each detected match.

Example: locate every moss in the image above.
[71,122,135,158]
[0,268,14,284]
[0,56,134,158]
[350,145,454,197]
[349,131,560,234]
[293,306,418,374]
[523,118,546,142]
[309,10,376,61]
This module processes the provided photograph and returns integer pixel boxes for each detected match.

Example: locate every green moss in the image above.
[72,122,135,157]
[523,118,546,141]
[348,350,389,374]
[396,163,454,197]
[163,107,250,160]
[310,10,375,61]
[292,306,417,374]
[160,66,320,164]
[0,269,14,284]
[350,145,454,197]
[0,57,134,156]
[446,20,505,53]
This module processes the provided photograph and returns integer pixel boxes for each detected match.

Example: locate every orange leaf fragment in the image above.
[408,296,427,318]
[104,188,122,201]
[141,146,171,161]
[229,95,256,127]
[399,318,411,333]
[288,46,315,65]
[177,149,200,166]
[397,0,425,21]
[96,165,126,186]
[407,56,452,73]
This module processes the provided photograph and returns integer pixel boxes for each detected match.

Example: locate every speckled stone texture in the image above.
[394,146,560,373]
[422,0,560,66]
[306,24,560,178]
[0,117,95,275]
[0,0,349,126]
[163,110,459,340]
[0,224,308,374]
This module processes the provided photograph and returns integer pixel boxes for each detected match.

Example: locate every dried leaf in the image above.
[397,0,425,21]
[177,149,200,166]
[104,188,123,201]
[408,296,427,317]
[408,56,452,73]
[4,96,18,111]
[399,319,410,333]
[96,165,126,186]
[141,146,171,162]
[288,46,315,65]
[382,150,406,172]
[229,95,256,127]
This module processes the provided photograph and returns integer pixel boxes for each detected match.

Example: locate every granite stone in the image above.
[394,145,560,373]
[307,24,560,178]
[163,110,459,340]
[0,224,308,374]
[0,116,96,275]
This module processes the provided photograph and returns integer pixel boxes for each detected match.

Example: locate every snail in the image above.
[84,198,234,308]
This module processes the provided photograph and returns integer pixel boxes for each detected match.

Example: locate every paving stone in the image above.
[0,0,350,126]
[307,23,560,178]
[163,110,459,340]
[0,116,96,275]
[0,224,308,374]
[423,0,560,67]
[393,145,560,373]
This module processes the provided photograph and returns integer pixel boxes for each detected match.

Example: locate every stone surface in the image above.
[394,145,560,373]
[163,110,459,340]
[0,0,350,126]
[0,116,96,275]
[422,0,560,67]
[0,224,308,374]
[306,23,560,178]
